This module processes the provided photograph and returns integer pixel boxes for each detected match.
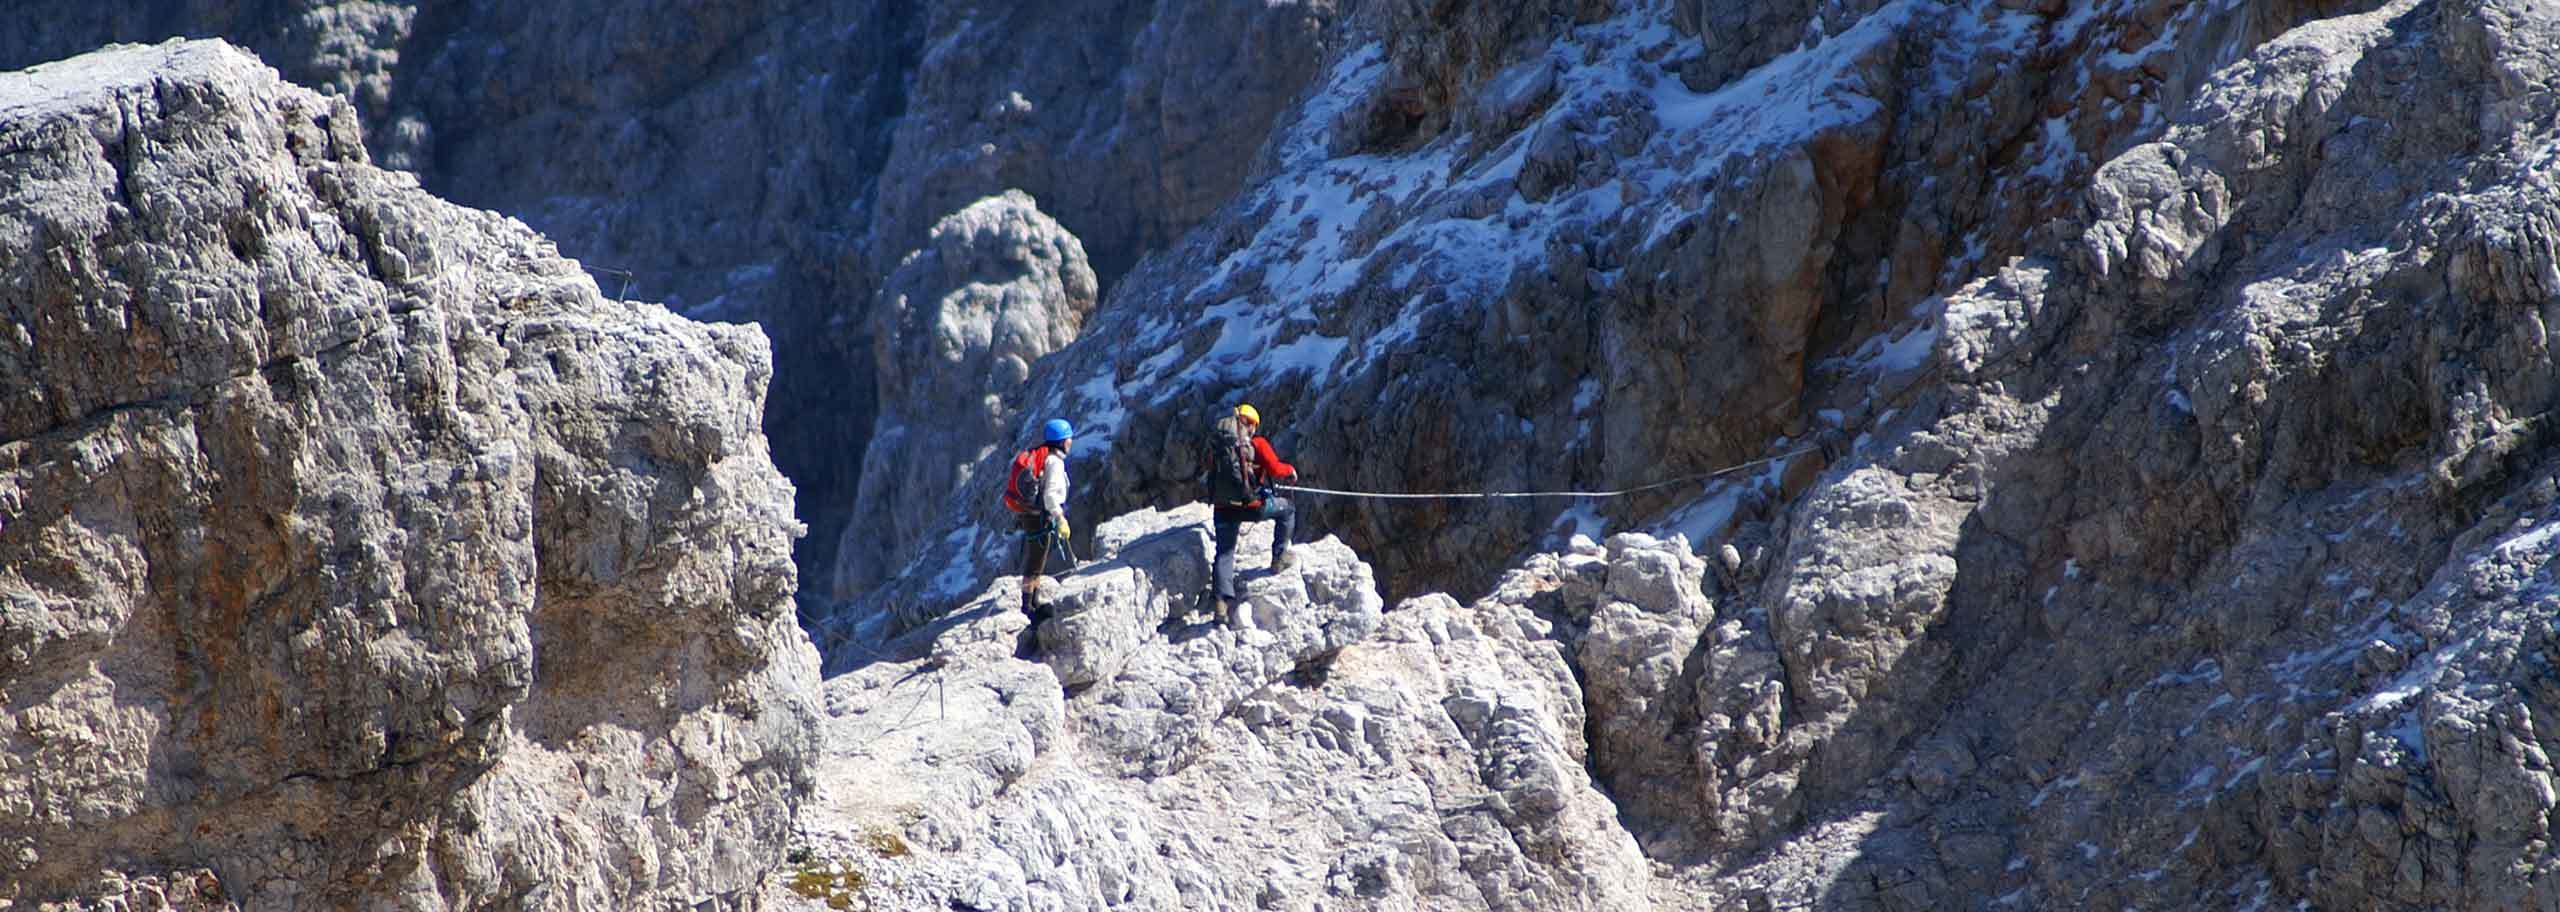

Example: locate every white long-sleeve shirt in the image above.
[1039,448,1068,519]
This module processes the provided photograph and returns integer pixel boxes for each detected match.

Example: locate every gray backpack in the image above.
[1204,415,1258,507]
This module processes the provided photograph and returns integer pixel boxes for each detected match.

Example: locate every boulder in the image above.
[830,190,1096,598]
[0,41,819,909]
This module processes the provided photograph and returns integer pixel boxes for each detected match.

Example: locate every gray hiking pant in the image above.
[1212,496,1294,601]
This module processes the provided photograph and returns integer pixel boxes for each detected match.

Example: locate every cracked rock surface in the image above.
[0,41,819,910]
[774,505,1663,910]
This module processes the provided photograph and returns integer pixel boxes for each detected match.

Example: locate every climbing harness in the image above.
[1274,445,1819,501]
[1023,520,1078,562]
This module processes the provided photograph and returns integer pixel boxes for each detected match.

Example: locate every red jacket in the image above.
[1240,436,1295,509]
[1252,437,1296,485]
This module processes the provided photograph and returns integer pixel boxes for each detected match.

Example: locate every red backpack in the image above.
[1002,446,1047,513]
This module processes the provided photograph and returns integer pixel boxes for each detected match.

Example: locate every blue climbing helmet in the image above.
[1042,418,1074,444]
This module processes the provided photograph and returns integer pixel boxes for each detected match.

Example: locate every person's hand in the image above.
[1056,517,1072,540]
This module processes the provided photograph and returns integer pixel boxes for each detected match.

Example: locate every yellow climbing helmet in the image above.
[1235,403,1260,425]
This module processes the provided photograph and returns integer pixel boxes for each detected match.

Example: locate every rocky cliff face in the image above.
[17,1,2560,911]
[857,0,2389,611]
[1732,2,2560,905]
[812,0,2560,908]
[0,41,818,909]
[0,0,1346,590]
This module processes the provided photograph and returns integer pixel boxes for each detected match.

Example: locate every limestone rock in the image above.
[0,0,1346,592]
[0,41,818,909]
[1683,1,2560,907]
[848,0,2387,630]
[830,191,1096,597]
[777,505,1650,911]
[814,0,2560,907]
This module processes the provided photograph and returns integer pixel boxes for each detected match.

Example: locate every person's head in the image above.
[1043,418,1074,451]
[1234,403,1260,430]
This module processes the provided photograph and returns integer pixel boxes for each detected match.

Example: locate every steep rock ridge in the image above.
[0,41,818,909]
[1660,0,2560,907]
[0,0,1347,590]
[389,0,926,592]
[830,191,1098,598]
[843,0,2393,627]
[776,505,1666,911]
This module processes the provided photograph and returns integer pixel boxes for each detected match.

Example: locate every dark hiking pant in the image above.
[1212,496,1295,601]
[1017,511,1055,616]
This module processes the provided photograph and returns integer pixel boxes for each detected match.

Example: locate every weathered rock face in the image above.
[22,3,2560,911]
[0,0,1347,590]
[829,191,1096,598]
[775,505,1657,911]
[858,0,1346,295]
[831,0,2560,909]
[1677,0,2560,907]
[0,41,818,909]
[855,0,2392,617]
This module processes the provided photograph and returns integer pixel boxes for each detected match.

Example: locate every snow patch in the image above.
[926,527,989,599]
[2382,710,2429,760]
[1551,504,1608,542]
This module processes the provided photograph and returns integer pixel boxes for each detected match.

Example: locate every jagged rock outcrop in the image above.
[0,41,818,909]
[0,0,1348,590]
[852,0,2389,620]
[830,191,1096,597]
[1472,533,1799,856]
[838,0,2560,908]
[1681,1,2560,907]
[858,0,1346,293]
[773,505,1659,910]
[23,2,2560,911]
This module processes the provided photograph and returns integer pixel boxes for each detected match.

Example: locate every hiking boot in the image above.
[1271,548,1295,573]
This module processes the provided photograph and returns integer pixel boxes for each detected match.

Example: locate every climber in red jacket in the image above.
[1203,403,1298,624]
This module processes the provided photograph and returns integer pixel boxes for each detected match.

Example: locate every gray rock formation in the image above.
[857,0,1346,293]
[830,1,2560,909]
[851,0,2383,617]
[1678,0,2560,907]
[830,191,1096,598]
[772,505,1656,911]
[0,41,818,909]
[0,0,1347,590]
[18,2,2560,911]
